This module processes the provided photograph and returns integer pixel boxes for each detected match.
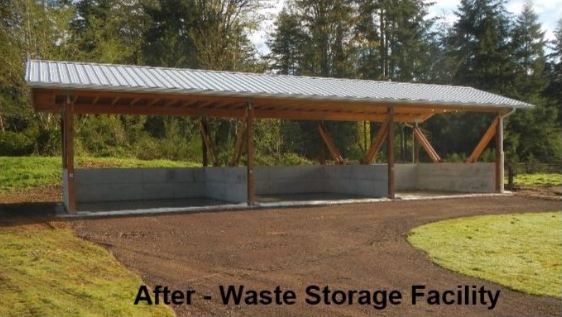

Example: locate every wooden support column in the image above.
[387,106,395,199]
[246,102,255,206]
[63,96,76,213]
[413,123,420,163]
[495,114,504,193]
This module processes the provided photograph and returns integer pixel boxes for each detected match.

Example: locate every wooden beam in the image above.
[466,117,499,163]
[230,120,247,166]
[199,118,217,166]
[246,102,256,206]
[387,106,395,199]
[495,114,504,192]
[63,96,76,213]
[413,127,442,163]
[317,123,344,164]
[201,117,209,167]
[361,120,389,164]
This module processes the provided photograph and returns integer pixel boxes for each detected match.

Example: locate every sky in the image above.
[250,0,562,55]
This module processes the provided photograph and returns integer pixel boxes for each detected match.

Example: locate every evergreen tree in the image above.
[505,3,560,164]
[268,6,307,75]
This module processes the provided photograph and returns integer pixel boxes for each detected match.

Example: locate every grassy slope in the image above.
[0,225,174,317]
[511,173,561,187]
[408,212,562,298]
[0,156,200,193]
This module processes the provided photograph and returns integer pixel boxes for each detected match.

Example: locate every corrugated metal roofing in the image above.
[25,59,532,109]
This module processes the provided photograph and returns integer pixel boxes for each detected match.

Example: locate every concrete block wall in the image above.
[255,165,387,197]
[73,163,495,206]
[395,162,495,193]
[75,168,207,203]
[395,164,417,191]
[204,167,247,202]
[415,162,495,193]
[324,164,388,197]
[255,166,330,195]
[75,167,247,204]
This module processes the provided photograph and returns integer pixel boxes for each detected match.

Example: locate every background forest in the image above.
[0,0,560,167]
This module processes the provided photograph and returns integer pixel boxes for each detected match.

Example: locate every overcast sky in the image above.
[250,0,562,55]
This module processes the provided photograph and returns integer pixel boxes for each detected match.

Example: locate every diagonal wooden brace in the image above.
[230,123,247,166]
[361,120,389,164]
[318,123,344,164]
[466,117,499,163]
[413,127,442,162]
[199,118,218,166]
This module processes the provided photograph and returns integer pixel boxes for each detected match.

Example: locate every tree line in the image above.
[0,0,560,166]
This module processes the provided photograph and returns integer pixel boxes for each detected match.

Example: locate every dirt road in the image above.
[73,196,561,316]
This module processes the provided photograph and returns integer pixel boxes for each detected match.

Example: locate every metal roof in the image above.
[25,59,532,109]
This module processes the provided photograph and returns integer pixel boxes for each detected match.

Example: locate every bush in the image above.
[0,131,35,155]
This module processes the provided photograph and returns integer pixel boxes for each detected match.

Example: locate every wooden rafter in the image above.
[361,120,389,164]
[199,119,217,166]
[318,123,344,164]
[413,127,441,163]
[466,117,499,163]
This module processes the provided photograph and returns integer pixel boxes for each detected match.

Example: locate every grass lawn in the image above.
[510,173,561,187]
[408,212,562,298]
[0,224,175,317]
[0,156,200,193]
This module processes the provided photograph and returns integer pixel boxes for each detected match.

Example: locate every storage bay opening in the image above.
[25,60,532,214]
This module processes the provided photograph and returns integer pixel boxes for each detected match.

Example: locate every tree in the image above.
[505,3,560,164]
[268,6,307,75]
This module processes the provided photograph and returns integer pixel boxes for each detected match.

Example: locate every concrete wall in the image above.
[395,162,495,193]
[324,165,387,197]
[73,163,494,206]
[415,162,495,193]
[395,164,417,191]
[75,167,247,204]
[255,165,388,197]
[204,167,247,202]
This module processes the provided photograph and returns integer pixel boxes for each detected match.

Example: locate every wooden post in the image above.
[63,95,76,213]
[495,114,504,193]
[387,106,395,199]
[413,123,419,163]
[246,102,255,206]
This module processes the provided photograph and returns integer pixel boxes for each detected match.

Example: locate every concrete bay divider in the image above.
[73,162,494,206]
[75,167,247,204]
[395,162,495,192]
[255,164,388,197]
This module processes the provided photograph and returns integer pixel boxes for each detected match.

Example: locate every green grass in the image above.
[509,173,562,187]
[408,212,562,298]
[0,156,200,193]
[0,225,175,317]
